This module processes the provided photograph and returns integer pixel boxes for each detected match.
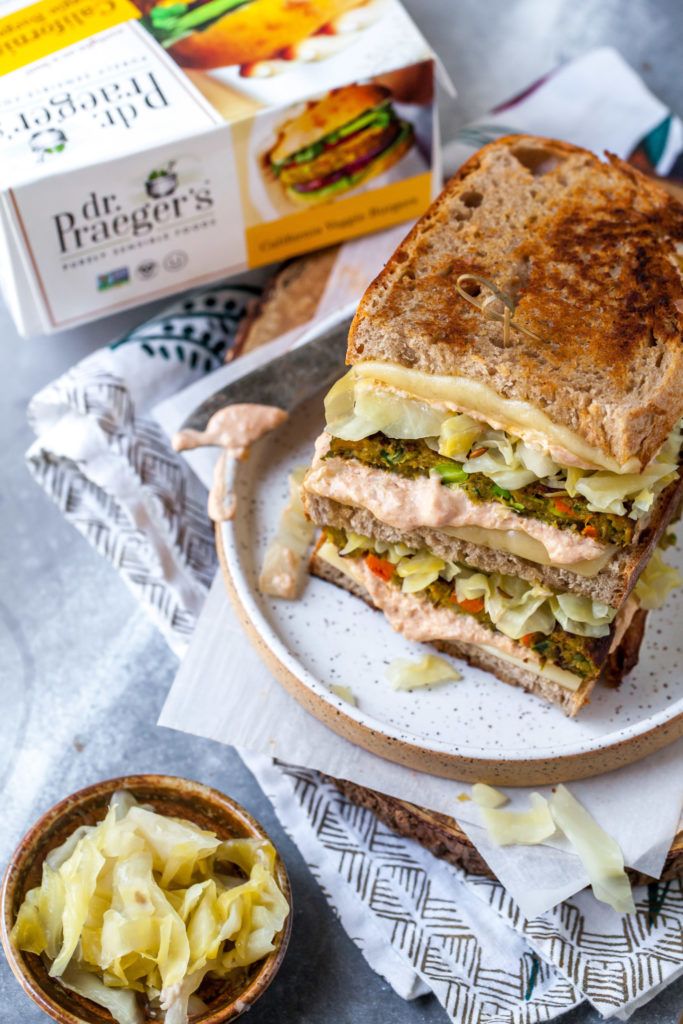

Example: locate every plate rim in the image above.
[218,455,683,786]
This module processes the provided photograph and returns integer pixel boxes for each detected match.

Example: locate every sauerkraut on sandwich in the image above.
[301,134,683,714]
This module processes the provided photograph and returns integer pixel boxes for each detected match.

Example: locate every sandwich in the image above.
[137,0,364,69]
[267,84,414,207]
[301,135,683,715]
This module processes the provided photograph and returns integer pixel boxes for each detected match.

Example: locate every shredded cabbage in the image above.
[11,793,290,1024]
[549,593,615,638]
[340,533,413,564]
[50,834,105,977]
[471,783,508,809]
[479,793,555,846]
[387,654,462,690]
[634,549,682,610]
[59,964,144,1024]
[339,531,374,556]
[516,441,558,480]
[324,373,378,441]
[438,414,483,458]
[549,785,635,914]
[327,374,446,440]
[484,577,557,640]
[353,538,617,639]
[575,460,678,518]
[329,684,357,705]
[324,372,683,519]
[462,430,538,490]
[396,552,445,593]
[353,379,446,439]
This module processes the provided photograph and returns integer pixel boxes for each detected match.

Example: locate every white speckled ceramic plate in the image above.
[218,393,683,785]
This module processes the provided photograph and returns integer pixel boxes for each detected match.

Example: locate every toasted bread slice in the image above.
[347,134,683,468]
[303,470,683,607]
[310,549,647,717]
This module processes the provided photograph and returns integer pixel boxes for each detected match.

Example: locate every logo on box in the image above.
[97,267,130,291]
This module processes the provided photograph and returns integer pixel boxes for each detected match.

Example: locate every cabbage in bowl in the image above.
[11,791,290,1024]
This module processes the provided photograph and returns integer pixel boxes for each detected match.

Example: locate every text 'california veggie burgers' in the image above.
[267,84,414,206]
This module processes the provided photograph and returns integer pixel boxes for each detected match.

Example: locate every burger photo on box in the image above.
[264,83,415,207]
[134,0,371,70]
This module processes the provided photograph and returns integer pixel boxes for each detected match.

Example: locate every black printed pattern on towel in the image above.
[270,761,683,1020]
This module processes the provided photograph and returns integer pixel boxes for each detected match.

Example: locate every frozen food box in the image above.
[0,0,444,335]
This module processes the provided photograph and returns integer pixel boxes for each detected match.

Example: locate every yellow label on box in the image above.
[0,0,141,76]
[245,172,433,268]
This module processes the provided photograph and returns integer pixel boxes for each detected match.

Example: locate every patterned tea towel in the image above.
[27,274,269,652]
[246,754,682,1022]
[26,48,683,1022]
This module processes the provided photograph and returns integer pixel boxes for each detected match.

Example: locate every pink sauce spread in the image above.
[306,433,607,565]
[207,452,237,523]
[173,403,288,523]
[358,556,527,657]
[173,404,288,459]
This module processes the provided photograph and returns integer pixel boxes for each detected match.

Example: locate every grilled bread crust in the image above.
[347,134,683,467]
[310,552,647,716]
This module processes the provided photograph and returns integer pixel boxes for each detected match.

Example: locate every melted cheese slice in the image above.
[351,362,642,474]
[443,525,615,577]
[477,645,583,691]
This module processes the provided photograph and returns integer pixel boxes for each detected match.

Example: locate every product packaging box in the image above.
[0,0,444,336]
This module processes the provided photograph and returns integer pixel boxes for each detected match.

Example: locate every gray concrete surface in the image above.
[1,1,682,1021]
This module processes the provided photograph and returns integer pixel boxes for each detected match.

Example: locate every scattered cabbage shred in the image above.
[471,783,508,809]
[329,684,357,706]
[325,371,683,520]
[549,785,635,914]
[479,793,556,846]
[474,782,636,914]
[11,792,290,1024]
[634,549,682,610]
[387,653,462,690]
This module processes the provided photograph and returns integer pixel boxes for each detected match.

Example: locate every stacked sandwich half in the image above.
[301,135,683,715]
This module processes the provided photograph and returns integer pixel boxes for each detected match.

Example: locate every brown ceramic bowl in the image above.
[1,774,292,1024]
